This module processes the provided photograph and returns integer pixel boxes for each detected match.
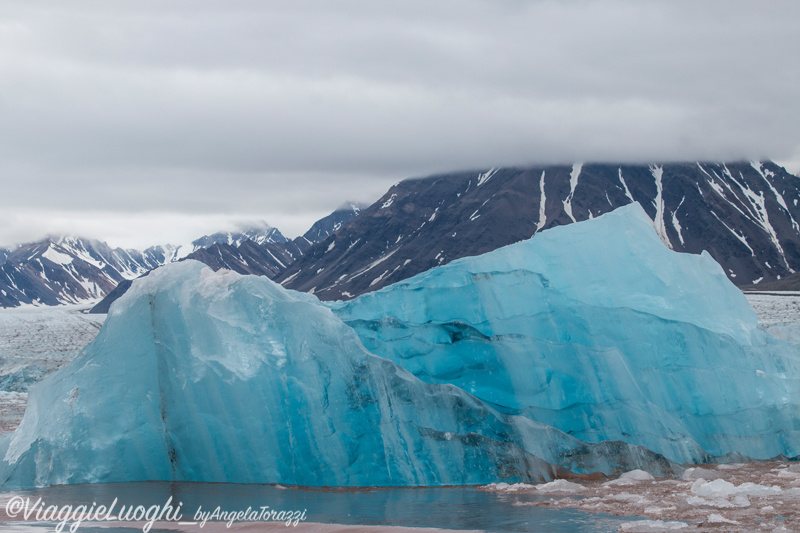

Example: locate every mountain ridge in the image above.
[0,223,288,308]
[276,161,800,300]
[4,161,798,308]
[84,204,365,312]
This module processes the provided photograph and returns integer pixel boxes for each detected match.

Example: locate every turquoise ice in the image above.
[0,259,675,489]
[333,204,800,463]
[1,204,798,489]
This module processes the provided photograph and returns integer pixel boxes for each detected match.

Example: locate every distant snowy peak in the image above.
[0,222,292,308]
[277,161,800,300]
[182,207,368,276]
[89,206,371,313]
[52,235,175,280]
[340,200,369,214]
[0,240,120,307]
[190,224,287,250]
[0,234,188,307]
[92,204,373,313]
[299,202,368,245]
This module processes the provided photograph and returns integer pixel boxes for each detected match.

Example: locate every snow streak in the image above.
[563,163,583,223]
[535,171,547,233]
[618,168,634,204]
[650,165,671,249]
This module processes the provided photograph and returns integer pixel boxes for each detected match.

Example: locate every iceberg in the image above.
[332,204,800,463]
[1,203,797,489]
[0,260,676,489]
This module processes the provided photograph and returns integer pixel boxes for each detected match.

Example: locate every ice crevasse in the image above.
[1,203,798,489]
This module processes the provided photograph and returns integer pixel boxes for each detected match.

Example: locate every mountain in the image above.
[183,240,302,278]
[296,202,367,247]
[85,278,134,314]
[0,224,287,308]
[86,204,367,312]
[0,237,169,307]
[188,222,287,249]
[180,204,366,277]
[5,207,800,488]
[740,271,800,291]
[276,161,800,300]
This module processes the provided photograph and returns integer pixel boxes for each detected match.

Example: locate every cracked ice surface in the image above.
[745,292,800,344]
[485,462,800,532]
[0,304,104,392]
[0,305,104,433]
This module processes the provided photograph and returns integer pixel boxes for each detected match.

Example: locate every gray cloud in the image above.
[1,0,798,247]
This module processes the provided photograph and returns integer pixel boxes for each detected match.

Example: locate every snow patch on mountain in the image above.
[40,246,73,266]
[563,163,583,222]
[535,171,547,233]
[650,165,671,248]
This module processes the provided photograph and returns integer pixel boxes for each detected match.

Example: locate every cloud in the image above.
[0,0,798,247]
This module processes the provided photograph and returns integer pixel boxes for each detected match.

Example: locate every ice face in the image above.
[0,260,677,489]
[2,203,797,489]
[332,204,800,464]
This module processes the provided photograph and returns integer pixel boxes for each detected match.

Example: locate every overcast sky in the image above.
[1,0,798,249]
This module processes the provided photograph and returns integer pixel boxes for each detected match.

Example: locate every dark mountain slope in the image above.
[740,272,800,291]
[276,161,800,300]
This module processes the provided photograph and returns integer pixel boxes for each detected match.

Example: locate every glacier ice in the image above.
[332,204,800,463]
[0,305,104,392]
[1,203,798,489]
[0,260,676,489]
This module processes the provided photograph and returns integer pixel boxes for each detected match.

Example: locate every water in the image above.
[0,482,634,532]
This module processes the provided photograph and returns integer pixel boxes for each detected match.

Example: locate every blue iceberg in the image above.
[333,204,800,464]
[0,259,676,489]
[1,204,798,489]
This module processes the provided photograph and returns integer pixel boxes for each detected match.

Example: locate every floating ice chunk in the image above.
[691,478,735,497]
[535,479,585,492]
[681,467,717,480]
[643,507,678,517]
[603,474,651,487]
[609,492,650,503]
[731,482,784,497]
[620,519,688,532]
[691,478,783,498]
[716,463,744,470]
[686,495,741,508]
[621,469,655,481]
[485,482,535,492]
[707,513,738,524]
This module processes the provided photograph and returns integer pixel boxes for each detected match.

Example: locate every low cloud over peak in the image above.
[1,1,798,247]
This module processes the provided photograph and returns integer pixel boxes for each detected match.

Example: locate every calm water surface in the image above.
[0,482,637,532]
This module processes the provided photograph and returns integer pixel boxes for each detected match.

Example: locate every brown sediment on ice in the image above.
[483,461,800,532]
